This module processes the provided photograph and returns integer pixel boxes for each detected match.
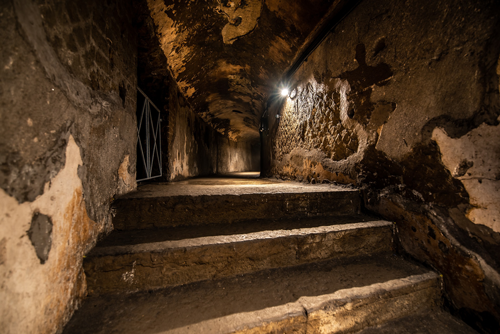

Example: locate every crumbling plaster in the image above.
[433,119,500,233]
[219,0,262,45]
[1,0,138,332]
[262,0,500,331]
[1,137,94,333]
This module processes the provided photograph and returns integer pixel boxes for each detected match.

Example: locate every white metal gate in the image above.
[136,87,162,182]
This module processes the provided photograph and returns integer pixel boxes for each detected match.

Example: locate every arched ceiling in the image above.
[146,0,347,141]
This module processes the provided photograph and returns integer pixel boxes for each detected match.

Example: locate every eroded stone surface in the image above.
[302,273,440,333]
[65,254,431,333]
[84,221,391,295]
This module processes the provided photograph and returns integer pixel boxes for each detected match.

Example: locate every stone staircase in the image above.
[64,177,476,334]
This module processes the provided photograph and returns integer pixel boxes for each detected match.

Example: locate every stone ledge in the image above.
[84,221,392,295]
[90,220,392,256]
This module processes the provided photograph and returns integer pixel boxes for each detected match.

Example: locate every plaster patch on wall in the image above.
[218,0,262,44]
[432,120,500,232]
[0,135,98,333]
[186,87,196,97]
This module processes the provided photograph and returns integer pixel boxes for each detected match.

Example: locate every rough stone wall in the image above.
[167,75,219,180]
[217,137,260,173]
[0,0,137,333]
[262,0,500,332]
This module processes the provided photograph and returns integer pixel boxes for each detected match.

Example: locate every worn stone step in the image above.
[354,310,478,334]
[84,218,393,295]
[66,254,440,334]
[111,180,360,230]
[99,214,385,247]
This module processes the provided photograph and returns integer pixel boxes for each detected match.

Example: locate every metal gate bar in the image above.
[137,87,162,182]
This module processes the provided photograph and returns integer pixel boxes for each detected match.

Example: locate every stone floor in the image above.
[121,172,357,198]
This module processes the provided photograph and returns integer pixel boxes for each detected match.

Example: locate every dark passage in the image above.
[1,0,499,333]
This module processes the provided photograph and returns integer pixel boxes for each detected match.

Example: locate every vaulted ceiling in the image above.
[146,0,350,141]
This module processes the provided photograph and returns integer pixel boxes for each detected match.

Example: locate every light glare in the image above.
[280,88,289,97]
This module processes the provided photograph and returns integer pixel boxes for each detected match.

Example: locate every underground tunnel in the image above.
[1,0,500,333]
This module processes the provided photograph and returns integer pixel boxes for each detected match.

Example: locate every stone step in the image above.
[111,181,360,230]
[84,217,393,295]
[66,254,440,334]
[355,311,478,334]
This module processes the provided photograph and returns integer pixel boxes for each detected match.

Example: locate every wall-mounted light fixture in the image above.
[280,88,289,97]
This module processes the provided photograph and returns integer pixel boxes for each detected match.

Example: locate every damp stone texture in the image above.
[262,0,500,331]
[0,0,138,333]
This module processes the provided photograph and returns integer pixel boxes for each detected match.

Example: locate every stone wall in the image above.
[166,74,219,180]
[262,0,500,332]
[167,87,260,178]
[0,0,138,333]
[217,137,260,174]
